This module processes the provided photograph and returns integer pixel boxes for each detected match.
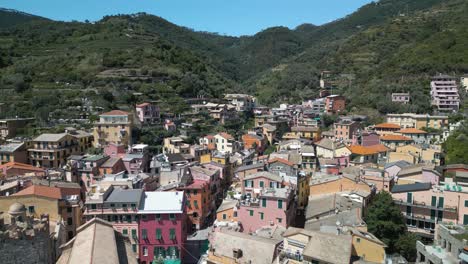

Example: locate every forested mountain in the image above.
[0,0,466,121]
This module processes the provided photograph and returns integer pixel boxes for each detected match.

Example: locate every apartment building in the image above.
[224,94,256,112]
[93,110,133,148]
[136,102,160,124]
[333,120,360,145]
[325,95,346,113]
[391,92,410,104]
[430,74,460,112]
[28,133,83,168]
[138,191,186,264]
[386,113,449,130]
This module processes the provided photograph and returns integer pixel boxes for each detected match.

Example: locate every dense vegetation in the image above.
[365,191,417,261]
[443,123,468,164]
[0,0,467,122]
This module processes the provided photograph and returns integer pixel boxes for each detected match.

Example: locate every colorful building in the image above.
[325,95,346,113]
[136,102,160,124]
[310,175,372,197]
[334,120,360,145]
[0,142,27,164]
[430,74,460,112]
[28,133,84,168]
[138,191,186,264]
[386,113,449,130]
[93,110,133,148]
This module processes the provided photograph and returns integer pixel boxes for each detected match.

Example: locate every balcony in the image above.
[394,199,457,213]
[403,213,436,224]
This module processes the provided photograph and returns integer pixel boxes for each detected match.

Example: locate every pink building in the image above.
[238,187,296,233]
[138,191,186,264]
[84,186,144,253]
[334,120,360,145]
[70,155,109,190]
[136,102,160,124]
[242,171,284,195]
[104,143,126,157]
[391,182,468,237]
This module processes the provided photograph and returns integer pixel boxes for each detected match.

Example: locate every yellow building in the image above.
[0,185,83,239]
[199,153,212,164]
[93,110,133,148]
[347,227,387,263]
[215,200,238,222]
[290,126,321,141]
[310,175,371,197]
[395,144,441,165]
[388,152,417,164]
[386,113,448,130]
[297,174,311,209]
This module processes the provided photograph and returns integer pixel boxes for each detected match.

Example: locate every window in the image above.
[142,229,148,239]
[122,229,128,236]
[277,200,283,209]
[464,200,468,207]
[259,212,264,220]
[262,198,267,208]
[249,210,254,216]
[67,217,73,225]
[142,214,147,220]
[167,246,179,258]
[123,204,128,208]
[194,201,199,209]
[28,206,35,213]
[132,244,137,253]
[110,203,115,208]
[170,228,176,240]
[233,211,238,217]
[154,247,166,258]
[464,215,468,225]
[155,214,161,221]
[270,182,275,188]
[91,204,97,210]
[67,207,72,213]
[127,215,132,223]
[430,210,436,220]
[356,238,361,243]
[156,229,162,240]
[169,214,176,221]
[406,193,412,203]
[259,181,264,188]
[194,190,198,195]
[222,214,227,220]
[143,246,148,256]
[438,197,444,208]
[277,218,282,223]
[431,196,437,207]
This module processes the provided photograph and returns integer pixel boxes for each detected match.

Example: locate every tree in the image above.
[443,124,468,164]
[396,233,418,262]
[365,191,407,253]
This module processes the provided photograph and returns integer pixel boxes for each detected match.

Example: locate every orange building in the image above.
[325,95,346,113]
[310,175,372,196]
[177,170,213,232]
[242,133,267,153]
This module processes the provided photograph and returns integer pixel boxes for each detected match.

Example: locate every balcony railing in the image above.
[403,213,436,224]
[394,199,457,213]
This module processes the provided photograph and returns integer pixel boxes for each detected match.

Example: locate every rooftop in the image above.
[105,188,143,203]
[13,185,63,200]
[302,229,352,264]
[138,191,184,214]
[244,171,283,182]
[397,128,427,134]
[374,123,401,129]
[0,142,24,153]
[100,110,129,116]
[391,182,431,193]
[33,133,68,142]
[380,134,413,141]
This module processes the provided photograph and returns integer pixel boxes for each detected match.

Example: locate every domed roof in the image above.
[8,202,26,215]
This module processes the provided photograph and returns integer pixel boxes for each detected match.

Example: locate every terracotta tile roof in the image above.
[348,145,379,155]
[367,144,390,153]
[374,123,401,129]
[397,128,427,134]
[0,162,45,172]
[217,132,234,140]
[100,110,129,116]
[136,102,150,107]
[13,185,63,200]
[268,157,294,167]
[380,135,413,141]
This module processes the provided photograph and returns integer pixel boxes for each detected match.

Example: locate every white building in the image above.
[430,74,460,112]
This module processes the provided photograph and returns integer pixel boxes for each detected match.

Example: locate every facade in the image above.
[416,223,468,264]
[138,191,186,264]
[0,142,27,164]
[0,185,82,240]
[391,182,468,237]
[430,74,460,112]
[379,134,413,150]
[334,120,359,145]
[28,133,84,168]
[163,137,190,154]
[309,175,372,197]
[242,133,267,153]
[136,102,160,124]
[242,171,284,196]
[237,187,296,233]
[93,110,133,148]
[214,132,240,153]
[386,113,449,130]
[325,95,346,113]
[289,126,321,141]
[391,92,410,104]
[397,128,429,145]
[224,94,256,112]
[84,186,144,252]
[0,118,34,140]
[373,123,401,136]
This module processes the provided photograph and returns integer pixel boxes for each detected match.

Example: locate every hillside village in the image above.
[0,71,466,264]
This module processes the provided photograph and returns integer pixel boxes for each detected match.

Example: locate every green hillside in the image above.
[0,0,466,122]
[0,8,48,29]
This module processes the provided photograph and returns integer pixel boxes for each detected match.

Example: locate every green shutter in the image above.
[278,200,283,209]
[260,212,264,220]
[156,229,162,240]
[142,229,147,239]
[438,197,444,208]
[132,244,137,253]
[437,210,443,221]
[222,214,226,220]
[154,247,166,258]
[170,228,176,240]
[430,210,436,220]
[262,198,267,207]
[122,229,128,236]
[406,206,412,215]
[131,229,137,238]
[407,193,412,203]
[431,196,437,206]
[464,215,468,225]
[465,200,468,207]
[249,210,253,216]
[259,181,264,188]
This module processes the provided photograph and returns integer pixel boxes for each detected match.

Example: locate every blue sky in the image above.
[0,0,373,36]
